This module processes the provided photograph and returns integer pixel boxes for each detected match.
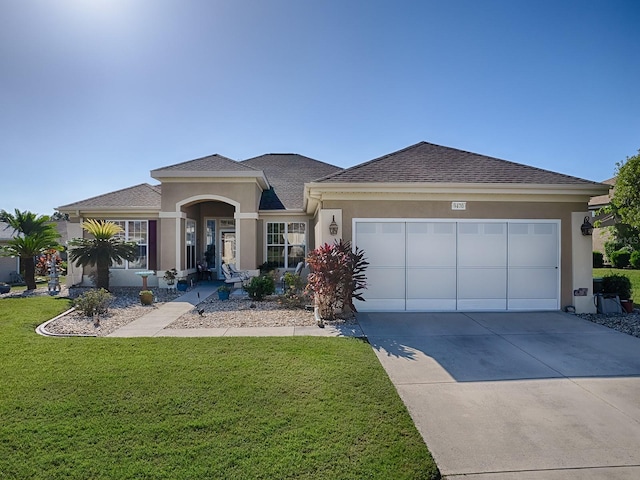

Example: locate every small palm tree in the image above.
[0,209,61,290]
[68,219,138,290]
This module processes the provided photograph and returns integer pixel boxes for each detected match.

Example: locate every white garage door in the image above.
[354,220,559,312]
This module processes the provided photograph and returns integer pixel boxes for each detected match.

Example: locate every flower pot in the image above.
[139,291,154,305]
[218,290,230,300]
[177,282,188,292]
[621,299,634,313]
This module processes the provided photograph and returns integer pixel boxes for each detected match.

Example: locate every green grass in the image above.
[0,296,439,479]
[594,268,640,304]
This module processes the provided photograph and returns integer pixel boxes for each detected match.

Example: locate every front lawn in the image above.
[594,268,640,304]
[0,296,439,479]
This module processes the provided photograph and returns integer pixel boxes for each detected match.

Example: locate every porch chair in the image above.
[229,263,250,281]
[221,263,245,285]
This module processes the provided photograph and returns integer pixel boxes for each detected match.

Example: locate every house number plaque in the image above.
[451,201,467,210]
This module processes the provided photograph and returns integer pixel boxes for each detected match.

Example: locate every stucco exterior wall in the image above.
[160,181,261,213]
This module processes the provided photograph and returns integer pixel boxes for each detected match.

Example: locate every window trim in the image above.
[110,220,148,270]
[265,221,307,269]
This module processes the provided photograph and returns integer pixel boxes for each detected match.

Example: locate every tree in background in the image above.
[612,149,640,230]
[68,219,138,290]
[0,209,61,290]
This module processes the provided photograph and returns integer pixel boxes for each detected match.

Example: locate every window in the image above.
[266,222,306,268]
[111,220,148,269]
[186,219,197,270]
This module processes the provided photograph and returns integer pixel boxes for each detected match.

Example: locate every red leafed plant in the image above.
[305,239,368,320]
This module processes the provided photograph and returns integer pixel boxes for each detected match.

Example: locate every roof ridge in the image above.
[314,141,427,182]
[154,154,260,172]
[242,153,340,170]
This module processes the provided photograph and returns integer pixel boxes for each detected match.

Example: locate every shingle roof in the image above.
[153,154,258,173]
[242,154,341,210]
[57,184,161,210]
[317,142,603,186]
[589,177,616,207]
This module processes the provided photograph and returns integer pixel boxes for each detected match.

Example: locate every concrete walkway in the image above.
[107,284,363,338]
[358,311,640,479]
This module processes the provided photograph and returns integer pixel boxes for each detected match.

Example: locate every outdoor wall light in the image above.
[581,216,594,236]
[328,215,339,236]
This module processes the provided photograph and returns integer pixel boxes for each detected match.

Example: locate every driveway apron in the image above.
[358,311,640,479]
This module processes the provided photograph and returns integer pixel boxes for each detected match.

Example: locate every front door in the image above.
[221,231,236,274]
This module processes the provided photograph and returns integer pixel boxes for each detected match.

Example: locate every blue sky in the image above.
[1,0,638,216]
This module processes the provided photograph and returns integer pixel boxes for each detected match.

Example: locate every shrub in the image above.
[74,288,113,317]
[306,240,368,320]
[602,274,633,300]
[243,275,275,301]
[609,248,632,269]
[278,272,310,309]
[593,251,604,268]
[604,240,625,261]
[631,250,640,269]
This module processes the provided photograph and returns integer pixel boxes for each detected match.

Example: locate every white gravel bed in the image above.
[26,286,353,336]
[41,287,186,337]
[168,296,318,329]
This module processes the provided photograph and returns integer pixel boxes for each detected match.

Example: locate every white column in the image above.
[317,209,342,247]
[572,212,596,313]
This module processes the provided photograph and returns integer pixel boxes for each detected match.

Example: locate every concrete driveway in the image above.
[358,311,640,479]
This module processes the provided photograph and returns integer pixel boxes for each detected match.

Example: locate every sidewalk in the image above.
[107,284,364,338]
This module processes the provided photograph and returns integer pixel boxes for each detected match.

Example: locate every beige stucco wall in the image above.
[322,199,586,310]
[160,181,262,213]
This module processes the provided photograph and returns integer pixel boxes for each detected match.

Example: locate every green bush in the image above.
[604,240,625,261]
[631,250,640,269]
[610,248,632,269]
[243,275,275,301]
[602,274,633,300]
[593,251,604,268]
[74,288,113,317]
[278,272,310,309]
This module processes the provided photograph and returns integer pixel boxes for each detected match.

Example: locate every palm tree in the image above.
[0,209,62,290]
[68,219,138,290]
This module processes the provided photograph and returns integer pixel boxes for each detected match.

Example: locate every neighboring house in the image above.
[0,221,21,283]
[57,141,608,313]
[588,177,616,256]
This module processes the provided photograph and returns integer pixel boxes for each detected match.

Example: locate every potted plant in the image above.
[603,274,634,313]
[139,290,154,305]
[163,268,177,286]
[176,277,189,292]
[217,284,231,300]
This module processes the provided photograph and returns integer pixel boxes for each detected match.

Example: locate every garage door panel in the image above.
[509,268,559,299]
[458,268,507,300]
[407,267,456,299]
[356,222,405,267]
[509,223,558,267]
[407,299,457,311]
[364,268,405,299]
[458,223,507,267]
[407,222,456,267]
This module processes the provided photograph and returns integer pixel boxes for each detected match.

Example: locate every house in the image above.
[588,177,616,256]
[57,141,609,313]
[0,222,21,283]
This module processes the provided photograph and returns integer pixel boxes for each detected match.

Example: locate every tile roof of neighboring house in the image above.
[316,142,604,186]
[153,154,258,173]
[57,184,161,210]
[242,154,342,210]
[589,177,616,208]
